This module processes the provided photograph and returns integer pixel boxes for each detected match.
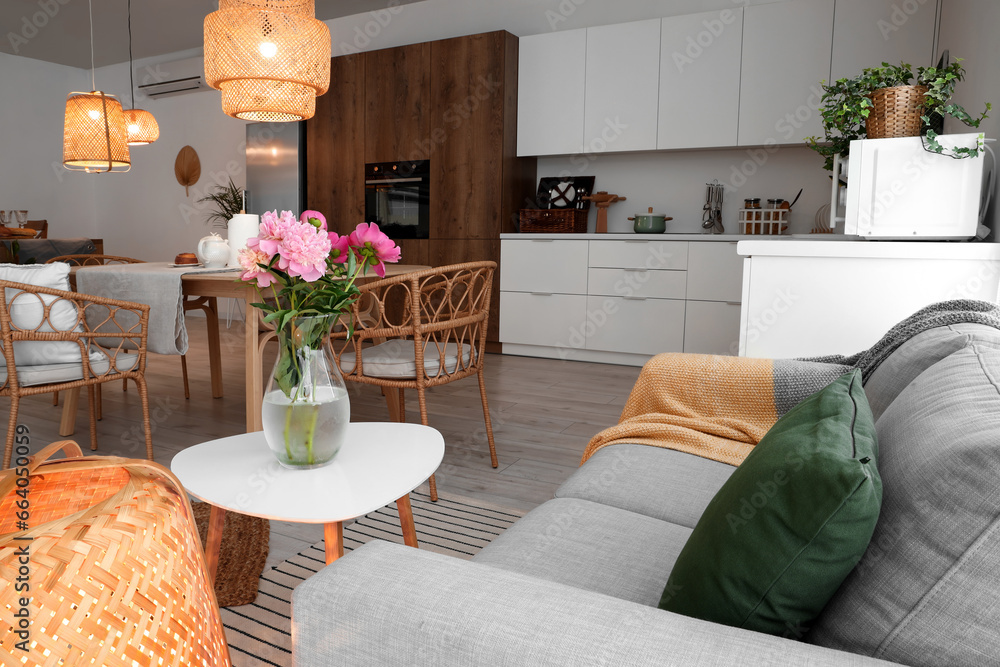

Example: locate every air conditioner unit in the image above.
[136,57,210,99]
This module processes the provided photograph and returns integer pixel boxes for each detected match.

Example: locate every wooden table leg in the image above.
[205,297,224,399]
[245,300,263,432]
[396,493,419,548]
[324,521,344,564]
[205,505,226,584]
[59,386,80,436]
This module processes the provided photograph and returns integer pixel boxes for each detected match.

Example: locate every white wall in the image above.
[939,0,1000,237]
[89,50,249,260]
[537,145,830,235]
[0,52,97,237]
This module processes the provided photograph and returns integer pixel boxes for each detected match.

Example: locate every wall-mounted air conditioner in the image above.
[136,56,209,99]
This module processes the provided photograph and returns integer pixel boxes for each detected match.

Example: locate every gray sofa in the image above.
[293,322,1000,666]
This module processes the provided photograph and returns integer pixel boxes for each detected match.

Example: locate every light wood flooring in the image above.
[15,317,641,567]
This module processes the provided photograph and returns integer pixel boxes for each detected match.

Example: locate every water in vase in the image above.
[261,385,350,469]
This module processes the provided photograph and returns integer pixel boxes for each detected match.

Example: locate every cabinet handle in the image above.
[725,301,741,306]
[531,239,554,243]
[623,296,648,301]
[624,240,650,244]
[623,268,647,273]
[530,292,553,296]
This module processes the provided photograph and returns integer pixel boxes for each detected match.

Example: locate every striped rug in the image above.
[220,490,525,666]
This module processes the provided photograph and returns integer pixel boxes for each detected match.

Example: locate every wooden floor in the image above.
[15,317,641,567]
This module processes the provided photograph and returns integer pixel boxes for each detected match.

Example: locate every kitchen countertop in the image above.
[501,232,863,241]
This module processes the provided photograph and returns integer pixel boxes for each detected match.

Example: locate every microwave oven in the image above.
[844,133,988,240]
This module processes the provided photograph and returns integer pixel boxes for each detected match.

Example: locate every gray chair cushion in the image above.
[555,444,735,528]
[474,497,691,607]
[337,340,472,378]
[0,350,139,387]
[810,337,1000,666]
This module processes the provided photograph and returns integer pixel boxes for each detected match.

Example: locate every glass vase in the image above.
[261,314,349,469]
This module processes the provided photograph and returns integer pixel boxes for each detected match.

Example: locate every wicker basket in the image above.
[0,441,231,666]
[519,208,588,233]
[866,85,928,139]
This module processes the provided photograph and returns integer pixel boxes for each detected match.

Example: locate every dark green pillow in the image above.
[659,370,881,638]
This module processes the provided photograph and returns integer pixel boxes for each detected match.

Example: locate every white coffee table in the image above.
[170,423,444,579]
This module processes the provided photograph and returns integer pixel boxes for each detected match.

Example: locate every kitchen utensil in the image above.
[702,180,724,234]
[582,191,626,234]
[629,207,672,234]
[787,188,803,210]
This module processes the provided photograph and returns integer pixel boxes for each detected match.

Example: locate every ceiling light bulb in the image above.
[88,109,101,120]
[259,41,277,58]
[128,123,140,133]
[271,147,278,156]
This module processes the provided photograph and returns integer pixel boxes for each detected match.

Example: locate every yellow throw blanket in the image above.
[581,354,779,467]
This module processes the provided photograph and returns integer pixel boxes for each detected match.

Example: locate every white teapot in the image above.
[197,233,230,269]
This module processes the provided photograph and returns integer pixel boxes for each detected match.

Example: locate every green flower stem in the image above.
[304,405,320,464]
[283,404,293,460]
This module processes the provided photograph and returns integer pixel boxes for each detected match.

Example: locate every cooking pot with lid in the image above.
[628,207,672,234]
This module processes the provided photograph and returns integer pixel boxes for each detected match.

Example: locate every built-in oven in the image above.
[364,160,429,239]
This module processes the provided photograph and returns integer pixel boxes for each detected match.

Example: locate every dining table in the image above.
[60,263,429,436]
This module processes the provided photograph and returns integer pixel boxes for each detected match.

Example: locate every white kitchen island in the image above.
[738,240,1000,359]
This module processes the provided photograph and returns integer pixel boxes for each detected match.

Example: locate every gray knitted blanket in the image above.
[806,299,1000,382]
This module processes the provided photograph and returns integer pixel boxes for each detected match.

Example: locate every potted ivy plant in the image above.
[197,177,245,228]
[806,60,991,171]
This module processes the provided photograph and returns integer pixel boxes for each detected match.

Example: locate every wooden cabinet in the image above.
[738,0,835,146]
[658,9,743,150]
[516,29,587,156]
[306,53,365,235]
[306,32,536,344]
[831,0,938,81]
[364,43,431,163]
[584,19,661,153]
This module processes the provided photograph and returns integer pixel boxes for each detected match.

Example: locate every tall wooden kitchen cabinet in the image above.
[306,31,536,343]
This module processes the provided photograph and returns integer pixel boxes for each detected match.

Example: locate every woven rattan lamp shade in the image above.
[0,442,231,666]
[204,0,330,122]
[63,91,131,173]
[124,108,160,145]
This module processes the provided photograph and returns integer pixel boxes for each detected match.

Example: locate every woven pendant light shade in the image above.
[63,91,131,173]
[204,0,330,122]
[124,108,160,146]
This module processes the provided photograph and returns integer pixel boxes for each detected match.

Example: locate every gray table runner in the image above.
[75,262,240,355]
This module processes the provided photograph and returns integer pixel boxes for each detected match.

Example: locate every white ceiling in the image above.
[0,0,427,69]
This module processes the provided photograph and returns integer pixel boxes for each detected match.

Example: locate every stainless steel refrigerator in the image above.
[245,121,305,216]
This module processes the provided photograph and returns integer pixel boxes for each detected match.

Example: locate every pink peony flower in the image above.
[300,210,327,230]
[275,219,332,282]
[238,247,277,288]
[327,232,351,264]
[250,210,286,259]
[348,222,401,277]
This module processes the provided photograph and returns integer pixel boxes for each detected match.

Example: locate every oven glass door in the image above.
[364,161,429,239]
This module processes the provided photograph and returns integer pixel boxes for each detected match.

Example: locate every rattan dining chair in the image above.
[0,279,153,467]
[330,261,498,501]
[47,254,218,400]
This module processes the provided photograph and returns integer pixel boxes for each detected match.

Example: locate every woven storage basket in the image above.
[0,441,231,666]
[519,209,588,233]
[866,84,927,139]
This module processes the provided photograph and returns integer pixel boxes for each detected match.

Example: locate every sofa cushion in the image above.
[474,497,691,607]
[0,262,86,367]
[555,445,735,528]
[810,339,1000,666]
[863,323,994,421]
[661,370,881,637]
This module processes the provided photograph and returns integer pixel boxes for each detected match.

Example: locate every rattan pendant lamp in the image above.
[204,0,331,122]
[123,0,159,146]
[62,0,130,173]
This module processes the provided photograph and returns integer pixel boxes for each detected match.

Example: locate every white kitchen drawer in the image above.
[588,268,687,299]
[588,240,688,270]
[683,300,742,356]
[499,292,588,349]
[686,242,743,302]
[584,295,685,355]
[500,239,589,294]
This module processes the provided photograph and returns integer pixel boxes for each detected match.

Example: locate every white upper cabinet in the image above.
[658,9,743,150]
[830,0,938,82]
[738,0,835,147]
[584,19,661,153]
[516,29,587,156]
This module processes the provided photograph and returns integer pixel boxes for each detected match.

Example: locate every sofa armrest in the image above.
[292,541,897,667]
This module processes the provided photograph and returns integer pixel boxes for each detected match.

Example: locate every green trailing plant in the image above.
[197,177,245,228]
[806,60,991,171]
